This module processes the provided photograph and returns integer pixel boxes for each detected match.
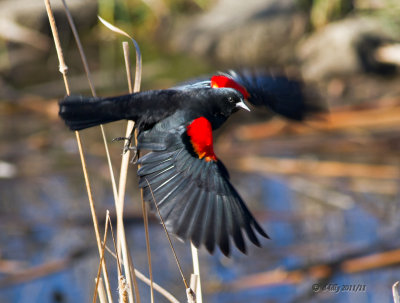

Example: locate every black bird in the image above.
[59,70,322,256]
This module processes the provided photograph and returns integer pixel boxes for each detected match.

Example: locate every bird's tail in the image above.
[59,95,131,131]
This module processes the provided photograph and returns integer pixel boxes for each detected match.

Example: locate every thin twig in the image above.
[60,0,120,206]
[108,215,123,276]
[140,199,154,303]
[107,207,129,303]
[44,0,70,94]
[97,17,142,93]
[123,42,133,93]
[98,16,143,303]
[122,40,154,303]
[76,133,113,303]
[106,247,181,303]
[93,211,111,303]
[44,1,113,302]
[145,179,189,290]
[60,0,96,95]
[127,249,141,303]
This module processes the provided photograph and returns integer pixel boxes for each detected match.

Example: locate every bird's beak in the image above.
[236,100,251,111]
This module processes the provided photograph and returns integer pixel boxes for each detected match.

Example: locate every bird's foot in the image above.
[112,136,135,154]
[112,136,130,142]
[113,124,137,161]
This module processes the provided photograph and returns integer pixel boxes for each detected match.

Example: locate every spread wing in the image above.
[173,70,326,121]
[225,70,325,120]
[136,115,268,256]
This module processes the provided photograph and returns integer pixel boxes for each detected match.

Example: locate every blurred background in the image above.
[1,0,400,302]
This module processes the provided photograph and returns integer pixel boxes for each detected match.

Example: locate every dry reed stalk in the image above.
[97,16,144,303]
[93,212,129,303]
[122,41,154,303]
[44,1,113,302]
[133,268,180,303]
[96,278,108,303]
[107,211,129,303]
[393,281,400,303]
[108,214,123,276]
[93,211,111,303]
[98,16,156,303]
[122,37,154,303]
[48,3,195,301]
[60,0,119,237]
[188,274,198,303]
[103,247,180,303]
[190,244,202,303]
[119,276,129,303]
[187,289,196,303]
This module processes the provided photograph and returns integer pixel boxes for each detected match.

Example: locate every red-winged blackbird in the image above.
[59,70,322,256]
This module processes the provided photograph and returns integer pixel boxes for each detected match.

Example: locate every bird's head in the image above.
[200,86,249,130]
[210,75,250,113]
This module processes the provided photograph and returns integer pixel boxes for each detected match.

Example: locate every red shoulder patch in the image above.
[186,117,217,162]
[211,75,250,99]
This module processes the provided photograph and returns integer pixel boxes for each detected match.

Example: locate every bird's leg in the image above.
[130,152,138,164]
[112,128,137,158]
[125,130,139,164]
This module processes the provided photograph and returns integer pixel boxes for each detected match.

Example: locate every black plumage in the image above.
[134,113,268,255]
[59,70,324,256]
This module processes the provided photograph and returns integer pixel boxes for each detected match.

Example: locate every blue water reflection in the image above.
[1,167,399,302]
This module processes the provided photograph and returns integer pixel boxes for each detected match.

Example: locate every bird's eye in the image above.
[227,96,234,103]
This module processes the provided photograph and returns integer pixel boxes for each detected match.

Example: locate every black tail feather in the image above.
[59,95,128,131]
